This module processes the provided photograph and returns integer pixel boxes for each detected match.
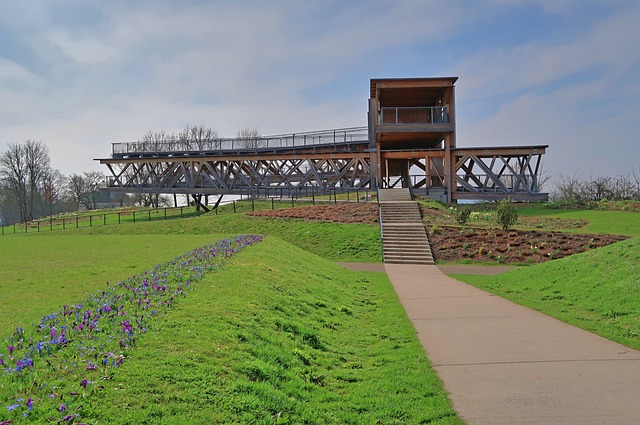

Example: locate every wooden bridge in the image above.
[97,77,548,203]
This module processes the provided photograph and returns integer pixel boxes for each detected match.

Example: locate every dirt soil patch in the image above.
[247,203,628,264]
[428,226,627,264]
[246,203,379,224]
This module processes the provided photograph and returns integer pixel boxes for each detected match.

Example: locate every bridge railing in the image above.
[111,126,369,156]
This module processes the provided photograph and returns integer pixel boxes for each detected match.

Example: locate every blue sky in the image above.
[1,0,638,182]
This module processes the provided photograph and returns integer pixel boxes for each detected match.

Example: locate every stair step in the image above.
[377,191,436,265]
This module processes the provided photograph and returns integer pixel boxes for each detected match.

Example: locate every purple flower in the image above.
[86,362,97,371]
[6,403,19,411]
[81,379,88,389]
[26,398,33,411]
[7,346,14,356]
[59,403,66,412]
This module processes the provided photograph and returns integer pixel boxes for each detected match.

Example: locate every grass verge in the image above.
[452,237,640,350]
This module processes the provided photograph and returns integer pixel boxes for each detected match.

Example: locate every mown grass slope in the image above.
[453,237,640,350]
[62,212,383,263]
[79,237,460,424]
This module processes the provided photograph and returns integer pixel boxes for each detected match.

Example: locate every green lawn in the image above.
[0,234,222,339]
[452,237,640,350]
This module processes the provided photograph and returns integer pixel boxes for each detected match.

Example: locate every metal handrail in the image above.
[380,106,450,125]
[111,126,368,156]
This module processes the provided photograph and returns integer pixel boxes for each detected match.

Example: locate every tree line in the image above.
[551,171,640,204]
[0,140,106,225]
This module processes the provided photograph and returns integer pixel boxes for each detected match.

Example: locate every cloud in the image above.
[0,0,638,180]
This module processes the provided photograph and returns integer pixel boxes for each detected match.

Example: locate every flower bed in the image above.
[0,235,262,423]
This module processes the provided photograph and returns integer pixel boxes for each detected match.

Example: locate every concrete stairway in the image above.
[378,188,434,265]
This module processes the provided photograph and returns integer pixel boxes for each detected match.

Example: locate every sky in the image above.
[1,0,638,183]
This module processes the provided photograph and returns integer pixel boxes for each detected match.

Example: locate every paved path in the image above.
[338,262,518,275]
[384,264,640,425]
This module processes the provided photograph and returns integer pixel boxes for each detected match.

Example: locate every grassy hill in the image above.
[452,237,640,350]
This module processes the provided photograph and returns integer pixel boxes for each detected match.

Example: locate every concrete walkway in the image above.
[385,264,640,425]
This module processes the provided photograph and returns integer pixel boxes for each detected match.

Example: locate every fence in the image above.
[1,189,375,235]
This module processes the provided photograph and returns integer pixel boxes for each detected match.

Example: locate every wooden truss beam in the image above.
[453,149,546,200]
[103,154,372,195]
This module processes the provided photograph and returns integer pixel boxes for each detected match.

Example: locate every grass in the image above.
[517,204,640,236]
[0,234,222,339]
[451,237,640,350]
[0,236,460,424]
[82,237,459,424]
[55,212,383,263]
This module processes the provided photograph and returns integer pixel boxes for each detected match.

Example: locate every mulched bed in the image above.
[428,226,627,264]
[246,203,379,224]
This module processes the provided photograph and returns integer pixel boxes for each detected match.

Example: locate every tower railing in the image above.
[380,106,450,125]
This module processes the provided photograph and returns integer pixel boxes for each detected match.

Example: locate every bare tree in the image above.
[551,172,640,204]
[40,169,66,216]
[139,130,172,153]
[68,171,104,210]
[0,140,50,222]
[236,127,263,149]
[177,124,219,151]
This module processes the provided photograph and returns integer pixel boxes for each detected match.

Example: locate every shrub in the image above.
[496,197,518,230]
[454,205,472,225]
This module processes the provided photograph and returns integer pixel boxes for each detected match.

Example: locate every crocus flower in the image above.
[7,346,14,356]
[81,379,88,389]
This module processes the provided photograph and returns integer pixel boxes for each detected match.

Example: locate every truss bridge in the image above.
[97,77,549,203]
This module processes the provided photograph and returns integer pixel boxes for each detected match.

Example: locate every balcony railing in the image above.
[379,106,450,125]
